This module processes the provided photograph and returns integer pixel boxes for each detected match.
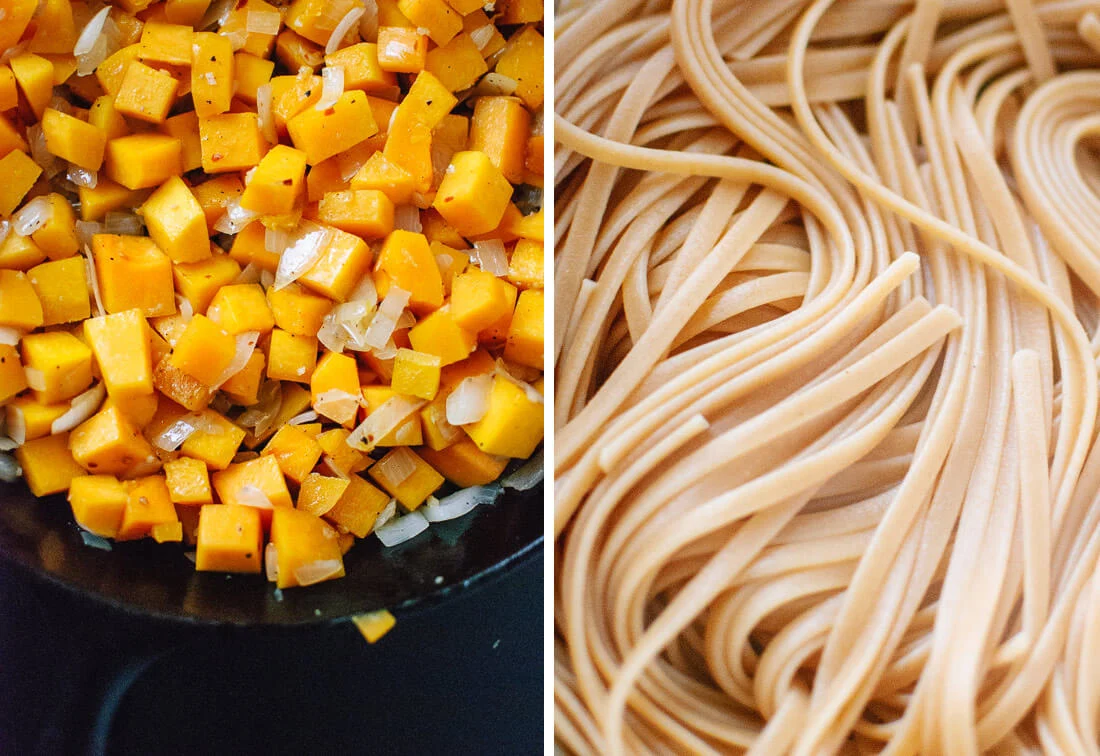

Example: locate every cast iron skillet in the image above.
[0,474,543,626]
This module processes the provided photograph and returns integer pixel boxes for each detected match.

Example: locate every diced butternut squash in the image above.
[92,234,176,316]
[29,194,78,260]
[269,506,344,588]
[418,437,508,487]
[285,0,359,45]
[262,423,323,483]
[376,27,428,73]
[310,351,360,425]
[152,521,183,543]
[41,108,106,171]
[218,0,279,59]
[316,427,370,476]
[233,52,275,104]
[173,254,243,312]
[350,151,417,205]
[398,0,461,46]
[266,282,333,336]
[199,112,267,173]
[69,475,129,538]
[113,61,180,124]
[408,306,475,366]
[142,176,210,263]
[240,144,308,216]
[315,189,394,239]
[425,33,487,92]
[9,53,53,119]
[181,410,247,470]
[274,29,324,72]
[164,456,213,506]
[104,134,183,190]
[83,308,154,402]
[391,348,441,400]
[153,354,215,411]
[508,239,543,289]
[0,344,26,403]
[287,90,379,166]
[504,288,543,369]
[139,22,194,66]
[432,151,512,236]
[360,385,424,446]
[191,32,235,118]
[16,432,85,496]
[495,26,543,109]
[268,329,318,383]
[326,43,396,94]
[78,179,142,222]
[450,268,514,332]
[169,313,235,387]
[27,257,89,326]
[0,270,43,331]
[87,95,129,141]
[367,447,443,509]
[195,503,262,573]
[0,68,16,113]
[375,230,443,313]
[192,174,244,231]
[70,404,159,478]
[221,350,266,406]
[160,111,204,172]
[0,150,42,217]
[0,114,27,159]
[298,227,373,302]
[6,396,67,441]
[116,475,178,540]
[325,474,390,536]
[212,454,293,512]
[0,0,36,54]
[21,331,93,404]
[207,283,275,334]
[464,374,543,458]
[470,96,529,184]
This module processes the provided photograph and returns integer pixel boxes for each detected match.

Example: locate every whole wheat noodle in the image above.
[554,0,1100,752]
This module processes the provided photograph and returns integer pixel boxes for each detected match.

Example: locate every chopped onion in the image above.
[273,221,332,290]
[184,551,198,564]
[238,484,273,509]
[260,269,275,288]
[74,6,112,55]
[431,140,457,187]
[317,313,349,354]
[213,198,259,235]
[67,165,97,189]
[476,72,518,97]
[375,509,429,546]
[13,197,53,237]
[256,82,276,144]
[27,124,61,178]
[472,239,508,276]
[238,380,282,437]
[0,436,16,452]
[447,374,493,425]
[7,408,25,446]
[287,410,318,425]
[51,383,106,434]
[294,558,343,586]
[0,452,20,482]
[469,24,494,51]
[359,286,410,349]
[358,0,379,41]
[265,225,289,255]
[502,449,543,490]
[0,43,27,66]
[0,327,20,346]
[394,310,415,330]
[24,367,45,392]
[75,220,102,249]
[325,7,364,55]
[333,300,374,349]
[347,395,425,451]
[348,271,378,308]
[530,107,543,137]
[174,293,194,322]
[314,65,345,110]
[372,447,418,489]
[83,254,105,317]
[265,542,278,581]
[0,219,9,246]
[246,8,281,35]
[104,211,144,235]
[80,530,112,551]
[232,262,262,284]
[214,331,260,387]
[313,388,360,425]
[393,204,421,232]
[421,483,502,522]
[373,498,397,531]
[200,0,235,29]
[150,414,200,451]
[371,339,397,360]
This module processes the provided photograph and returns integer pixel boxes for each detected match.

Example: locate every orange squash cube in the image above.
[240,144,308,216]
[21,331,93,404]
[92,234,176,317]
[315,189,394,239]
[212,454,293,511]
[173,254,243,313]
[286,90,379,166]
[418,437,508,487]
[267,329,318,383]
[299,227,373,302]
[169,314,236,387]
[262,423,323,484]
[375,230,443,314]
[325,43,396,94]
[296,472,348,517]
[269,506,345,588]
[325,474,390,537]
[195,503,263,573]
[164,456,213,506]
[68,475,129,538]
[116,475,178,540]
[199,112,268,173]
[83,308,154,402]
[376,27,428,73]
[17,433,86,496]
[180,410,247,470]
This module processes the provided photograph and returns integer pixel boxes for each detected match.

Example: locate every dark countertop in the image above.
[0,549,543,755]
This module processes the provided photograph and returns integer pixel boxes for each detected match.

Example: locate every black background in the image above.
[0,551,543,755]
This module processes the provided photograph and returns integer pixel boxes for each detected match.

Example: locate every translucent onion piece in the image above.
[317,312,349,354]
[393,204,421,232]
[326,7,364,55]
[80,530,112,551]
[294,559,343,586]
[375,509,429,547]
[378,286,411,320]
[469,24,494,51]
[84,254,106,317]
[372,498,397,531]
[75,220,102,249]
[265,542,278,582]
[238,380,282,437]
[185,551,197,564]
[0,436,17,452]
[246,8,281,34]
[370,338,397,360]
[213,198,259,234]
[372,447,418,489]
[475,72,518,98]
[287,410,318,425]
[13,196,53,237]
[446,374,493,425]
[0,220,9,246]
[273,221,332,290]
[348,271,378,308]
[347,395,425,451]
[0,451,19,482]
[104,211,144,235]
[265,225,289,255]
[174,293,194,322]
[360,286,411,350]
[7,408,26,446]
[67,165,98,188]
[237,484,273,509]
[27,125,60,178]
[24,367,45,392]
[151,414,200,451]
[0,327,21,346]
[214,331,260,387]
[421,483,502,522]
[51,382,106,434]
[496,362,544,404]
[502,449,543,490]
[256,82,276,144]
[472,239,508,276]
[530,107,543,137]
[313,388,360,425]
[314,65,345,110]
[232,262,262,285]
[358,0,379,41]
[260,269,275,288]
[73,6,112,56]
[394,310,415,330]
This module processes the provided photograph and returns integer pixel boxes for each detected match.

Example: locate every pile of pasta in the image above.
[554,0,1100,752]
